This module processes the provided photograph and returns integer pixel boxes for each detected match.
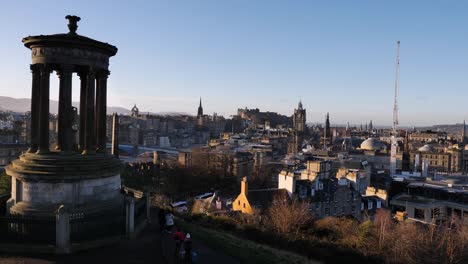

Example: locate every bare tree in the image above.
[266,196,312,238]
[373,209,394,252]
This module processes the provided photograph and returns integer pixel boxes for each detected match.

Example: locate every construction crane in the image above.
[390,41,400,177]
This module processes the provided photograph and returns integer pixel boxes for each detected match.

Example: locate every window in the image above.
[368,201,373,210]
[243,203,245,208]
[361,203,364,211]
[238,200,240,206]
[377,200,381,209]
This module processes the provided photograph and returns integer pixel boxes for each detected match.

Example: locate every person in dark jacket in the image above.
[184,233,192,263]
[173,227,185,258]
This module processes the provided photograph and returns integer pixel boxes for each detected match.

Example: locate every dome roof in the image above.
[418,144,435,152]
[360,137,382,151]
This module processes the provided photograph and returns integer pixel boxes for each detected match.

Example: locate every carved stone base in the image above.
[5,152,123,217]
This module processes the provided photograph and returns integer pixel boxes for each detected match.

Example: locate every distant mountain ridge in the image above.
[0,96,189,116]
[0,96,131,115]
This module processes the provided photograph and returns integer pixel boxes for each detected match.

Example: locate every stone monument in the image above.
[5,16,122,217]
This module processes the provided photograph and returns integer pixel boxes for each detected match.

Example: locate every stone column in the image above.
[28,64,41,153]
[83,69,96,154]
[111,113,119,158]
[55,205,71,254]
[37,64,51,154]
[56,65,74,153]
[78,72,87,151]
[95,71,109,152]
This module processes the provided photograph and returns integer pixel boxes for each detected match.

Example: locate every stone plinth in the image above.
[6,152,122,217]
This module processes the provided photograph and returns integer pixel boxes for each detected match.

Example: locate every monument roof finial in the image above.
[65,15,81,35]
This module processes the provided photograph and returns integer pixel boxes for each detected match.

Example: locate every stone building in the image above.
[390,181,468,224]
[278,160,362,219]
[237,107,292,128]
[409,130,447,143]
[309,177,362,219]
[409,144,463,173]
[292,100,306,133]
[178,146,254,180]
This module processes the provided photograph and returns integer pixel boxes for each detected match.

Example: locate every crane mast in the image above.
[393,41,400,133]
[390,41,400,177]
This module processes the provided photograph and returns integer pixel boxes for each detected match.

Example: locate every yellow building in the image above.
[232,177,288,214]
[232,178,253,214]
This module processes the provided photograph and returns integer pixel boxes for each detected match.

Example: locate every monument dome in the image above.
[418,144,436,152]
[360,137,382,151]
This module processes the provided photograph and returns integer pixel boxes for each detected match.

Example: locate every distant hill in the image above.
[0,96,190,116]
[0,96,130,115]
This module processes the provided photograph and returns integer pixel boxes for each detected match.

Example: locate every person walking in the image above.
[165,211,174,232]
[173,227,185,259]
[184,233,192,263]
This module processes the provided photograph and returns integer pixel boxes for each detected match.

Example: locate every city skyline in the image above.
[2,1,468,125]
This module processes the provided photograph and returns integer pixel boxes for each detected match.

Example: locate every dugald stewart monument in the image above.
[5,16,122,218]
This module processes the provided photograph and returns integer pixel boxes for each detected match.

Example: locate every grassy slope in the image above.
[176,218,321,264]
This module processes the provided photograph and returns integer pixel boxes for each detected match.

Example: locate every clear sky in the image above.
[1,0,468,126]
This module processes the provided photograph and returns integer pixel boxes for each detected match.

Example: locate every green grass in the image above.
[176,218,320,264]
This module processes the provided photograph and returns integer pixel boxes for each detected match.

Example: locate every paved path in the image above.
[0,208,239,264]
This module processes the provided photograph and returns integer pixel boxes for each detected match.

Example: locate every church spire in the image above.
[325,112,331,138]
[197,97,203,117]
[298,99,303,110]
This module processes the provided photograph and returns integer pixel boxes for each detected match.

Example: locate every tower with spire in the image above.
[196,97,205,128]
[321,112,332,148]
[131,104,139,117]
[197,97,203,117]
[293,99,306,133]
[462,120,466,144]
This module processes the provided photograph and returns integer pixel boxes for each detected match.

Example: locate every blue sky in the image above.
[1,0,468,126]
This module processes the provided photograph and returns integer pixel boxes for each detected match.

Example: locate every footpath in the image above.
[0,208,240,264]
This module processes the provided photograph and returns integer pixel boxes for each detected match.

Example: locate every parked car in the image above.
[194,192,214,201]
[170,201,188,213]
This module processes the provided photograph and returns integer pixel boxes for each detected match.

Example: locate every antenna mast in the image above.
[390,41,400,177]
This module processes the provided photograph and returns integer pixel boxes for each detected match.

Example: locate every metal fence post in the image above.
[125,196,135,239]
[55,205,70,254]
[145,192,151,224]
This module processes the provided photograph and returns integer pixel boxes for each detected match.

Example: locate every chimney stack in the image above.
[241,177,248,194]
